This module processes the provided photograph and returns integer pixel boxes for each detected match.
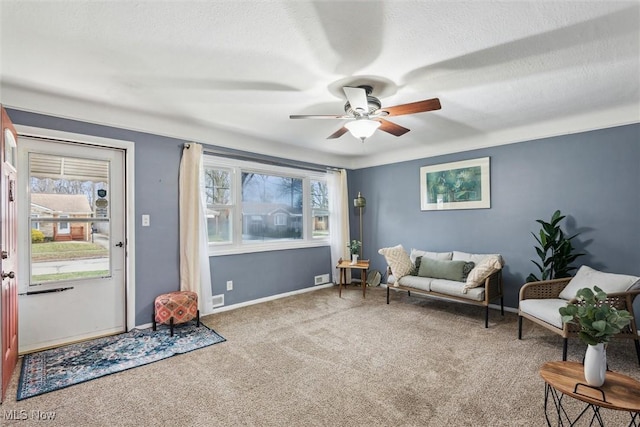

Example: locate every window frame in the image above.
[58,214,70,234]
[203,156,330,256]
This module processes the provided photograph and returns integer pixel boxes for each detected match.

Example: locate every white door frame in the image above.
[15,125,136,334]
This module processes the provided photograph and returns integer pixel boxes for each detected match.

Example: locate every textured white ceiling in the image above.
[1,1,638,169]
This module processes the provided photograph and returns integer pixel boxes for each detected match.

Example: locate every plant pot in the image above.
[584,343,607,387]
[351,254,359,265]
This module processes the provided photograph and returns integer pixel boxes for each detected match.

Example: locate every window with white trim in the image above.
[58,215,70,234]
[203,156,331,255]
[31,214,40,230]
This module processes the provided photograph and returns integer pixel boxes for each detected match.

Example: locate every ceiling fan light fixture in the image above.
[345,119,381,142]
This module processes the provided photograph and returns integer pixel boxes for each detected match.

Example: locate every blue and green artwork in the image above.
[426,166,481,204]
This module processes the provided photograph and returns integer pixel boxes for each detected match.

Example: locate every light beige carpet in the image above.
[2,286,639,426]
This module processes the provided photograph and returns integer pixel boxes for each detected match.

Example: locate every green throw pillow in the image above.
[417,258,473,282]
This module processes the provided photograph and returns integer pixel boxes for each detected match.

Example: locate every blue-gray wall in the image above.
[8,107,639,317]
[349,124,640,308]
[7,109,332,325]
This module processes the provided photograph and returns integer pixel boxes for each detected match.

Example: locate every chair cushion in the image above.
[379,244,414,281]
[558,265,640,300]
[519,298,568,329]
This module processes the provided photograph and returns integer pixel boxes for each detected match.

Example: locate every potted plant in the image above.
[527,210,585,282]
[559,286,632,386]
[347,240,361,264]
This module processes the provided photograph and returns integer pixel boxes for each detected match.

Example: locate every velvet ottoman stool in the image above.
[152,291,200,336]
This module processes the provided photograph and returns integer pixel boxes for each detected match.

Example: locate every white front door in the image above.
[18,137,127,353]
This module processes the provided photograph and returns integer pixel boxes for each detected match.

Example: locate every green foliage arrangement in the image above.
[31,228,45,243]
[526,210,584,282]
[559,286,632,346]
[347,240,361,255]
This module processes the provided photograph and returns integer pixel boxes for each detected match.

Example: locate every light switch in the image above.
[142,214,150,227]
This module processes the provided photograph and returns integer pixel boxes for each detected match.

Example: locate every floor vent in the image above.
[314,274,330,285]
[211,294,224,309]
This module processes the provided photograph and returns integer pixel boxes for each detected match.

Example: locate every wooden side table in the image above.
[539,361,640,426]
[336,259,369,298]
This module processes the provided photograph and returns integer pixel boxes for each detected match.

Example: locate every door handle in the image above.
[115,242,124,247]
[2,271,15,279]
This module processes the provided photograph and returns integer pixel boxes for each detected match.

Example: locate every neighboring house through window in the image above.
[203,156,331,255]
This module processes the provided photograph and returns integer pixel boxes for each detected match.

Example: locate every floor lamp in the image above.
[353,192,366,258]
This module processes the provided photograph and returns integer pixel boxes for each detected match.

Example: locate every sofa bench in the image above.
[379,245,504,328]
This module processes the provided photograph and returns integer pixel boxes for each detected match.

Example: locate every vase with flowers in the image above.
[559,286,632,387]
[347,240,361,264]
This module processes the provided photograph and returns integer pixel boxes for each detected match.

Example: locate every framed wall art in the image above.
[420,157,490,211]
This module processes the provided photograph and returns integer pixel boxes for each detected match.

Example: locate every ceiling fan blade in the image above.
[290,114,352,119]
[327,127,349,139]
[379,98,441,117]
[377,119,410,137]
[343,86,368,114]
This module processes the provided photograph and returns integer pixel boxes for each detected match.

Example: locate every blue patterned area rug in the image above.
[17,324,225,401]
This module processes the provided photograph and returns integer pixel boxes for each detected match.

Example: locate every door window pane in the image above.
[29,153,110,284]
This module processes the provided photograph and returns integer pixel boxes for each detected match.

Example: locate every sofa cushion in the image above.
[519,298,568,329]
[430,279,485,302]
[378,244,414,281]
[452,251,503,265]
[463,255,503,292]
[558,265,640,300]
[396,275,432,292]
[410,249,453,264]
[417,258,470,282]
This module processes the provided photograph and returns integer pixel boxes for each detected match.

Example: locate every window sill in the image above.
[208,239,330,257]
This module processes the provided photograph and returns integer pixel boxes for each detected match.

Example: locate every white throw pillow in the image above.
[379,245,414,281]
[463,255,503,293]
[558,265,640,300]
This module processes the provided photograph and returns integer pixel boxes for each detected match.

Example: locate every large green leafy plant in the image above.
[559,286,632,345]
[526,210,584,282]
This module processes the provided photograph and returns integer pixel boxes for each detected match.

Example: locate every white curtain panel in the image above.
[178,143,213,314]
[328,169,351,284]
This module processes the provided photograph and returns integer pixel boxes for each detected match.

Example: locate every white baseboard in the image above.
[209,284,334,315]
[135,284,334,329]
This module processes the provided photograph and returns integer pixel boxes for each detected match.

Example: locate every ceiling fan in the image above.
[290,85,441,142]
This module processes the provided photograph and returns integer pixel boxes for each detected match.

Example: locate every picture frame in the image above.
[420,157,490,211]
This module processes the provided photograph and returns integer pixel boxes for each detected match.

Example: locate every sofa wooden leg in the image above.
[518,316,522,340]
[170,317,174,337]
[634,339,640,366]
[386,286,390,304]
[407,290,411,297]
[196,309,200,327]
[152,312,156,331]
[484,306,489,328]
[500,297,504,316]
[562,338,568,361]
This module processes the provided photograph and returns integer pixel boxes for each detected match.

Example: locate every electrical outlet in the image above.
[226,280,233,291]
[141,214,150,226]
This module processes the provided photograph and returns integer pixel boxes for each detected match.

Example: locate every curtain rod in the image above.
[185,143,341,173]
